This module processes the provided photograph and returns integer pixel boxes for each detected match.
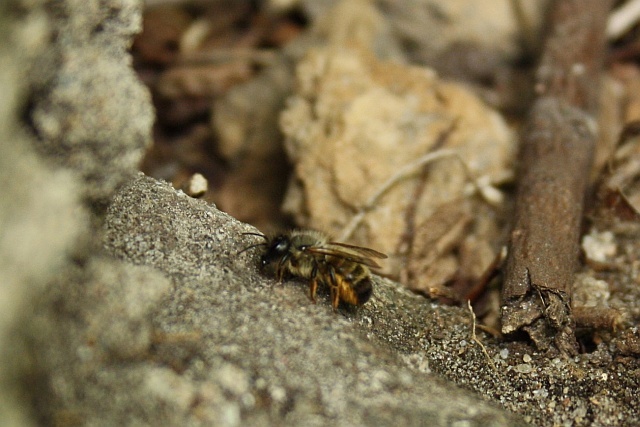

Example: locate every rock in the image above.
[29,0,153,208]
[279,44,513,290]
[0,0,154,425]
[31,256,173,422]
[98,174,526,426]
[379,0,549,65]
[3,1,638,426]
[0,2,87,426]
[210,0,406,230]
[299,0,550,74]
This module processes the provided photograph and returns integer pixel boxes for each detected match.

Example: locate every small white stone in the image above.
[582,230,616,262]
[184,173,208,198]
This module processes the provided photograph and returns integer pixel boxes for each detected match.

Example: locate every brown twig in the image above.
[501,0,613,354]
[573,306,625,331]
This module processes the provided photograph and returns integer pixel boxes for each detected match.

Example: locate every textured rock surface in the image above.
[280,44,513,288]
[97,174,526,427]
[2,1,639,426]
[29,0,153,207]
[0,2,86,426]
[0,0,152,425]
[300,0,551,70]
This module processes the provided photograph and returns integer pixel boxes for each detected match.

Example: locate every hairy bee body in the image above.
[242,230,386,309]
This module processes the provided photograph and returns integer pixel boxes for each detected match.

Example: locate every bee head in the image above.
[261,234,290,267]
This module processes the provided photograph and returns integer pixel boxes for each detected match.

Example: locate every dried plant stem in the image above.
[573,306,625,331]
[607,0,640,39]
[468,300,497,372]
[338,149,502,242]
[501,0,613,354]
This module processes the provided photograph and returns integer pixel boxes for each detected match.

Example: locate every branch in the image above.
[501,0,613,354]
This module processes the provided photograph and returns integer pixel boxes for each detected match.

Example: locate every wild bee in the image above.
[239,230,387,309]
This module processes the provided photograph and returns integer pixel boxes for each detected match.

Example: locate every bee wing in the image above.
[307,247,381,268]
[327,242,388,259]
[307,245,386,268]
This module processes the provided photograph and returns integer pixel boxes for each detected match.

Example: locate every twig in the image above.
[573,306,626,331]
[468,300,497,372]
[502,0,613,354]
[338,149,503,242]
[607,0,640,39]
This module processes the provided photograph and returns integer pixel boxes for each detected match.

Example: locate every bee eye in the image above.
[275,241,288,252]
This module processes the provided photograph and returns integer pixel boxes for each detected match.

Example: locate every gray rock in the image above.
[0,1,87,426]
[29,0,153,207]
[3,0,523,425]
[0,0,152,424]
[97,174,527,426]
[6,0,635,425]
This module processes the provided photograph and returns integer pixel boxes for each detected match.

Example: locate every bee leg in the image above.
[328,266,340,310]
[309,279,318,303]
[276,253,290,283]
[309,265,318,303]
[330,286,340,310]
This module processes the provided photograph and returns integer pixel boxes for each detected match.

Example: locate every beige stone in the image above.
[280,45,514,288]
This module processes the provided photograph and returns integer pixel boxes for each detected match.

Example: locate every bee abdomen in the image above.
[351,278,373,305]
[336,263,373,306]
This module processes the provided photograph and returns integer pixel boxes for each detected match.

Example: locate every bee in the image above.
[239,230,387,309]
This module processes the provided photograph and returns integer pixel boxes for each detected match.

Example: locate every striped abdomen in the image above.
[328,258,373,307]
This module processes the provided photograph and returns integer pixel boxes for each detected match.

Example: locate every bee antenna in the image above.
[236,242,267,256]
